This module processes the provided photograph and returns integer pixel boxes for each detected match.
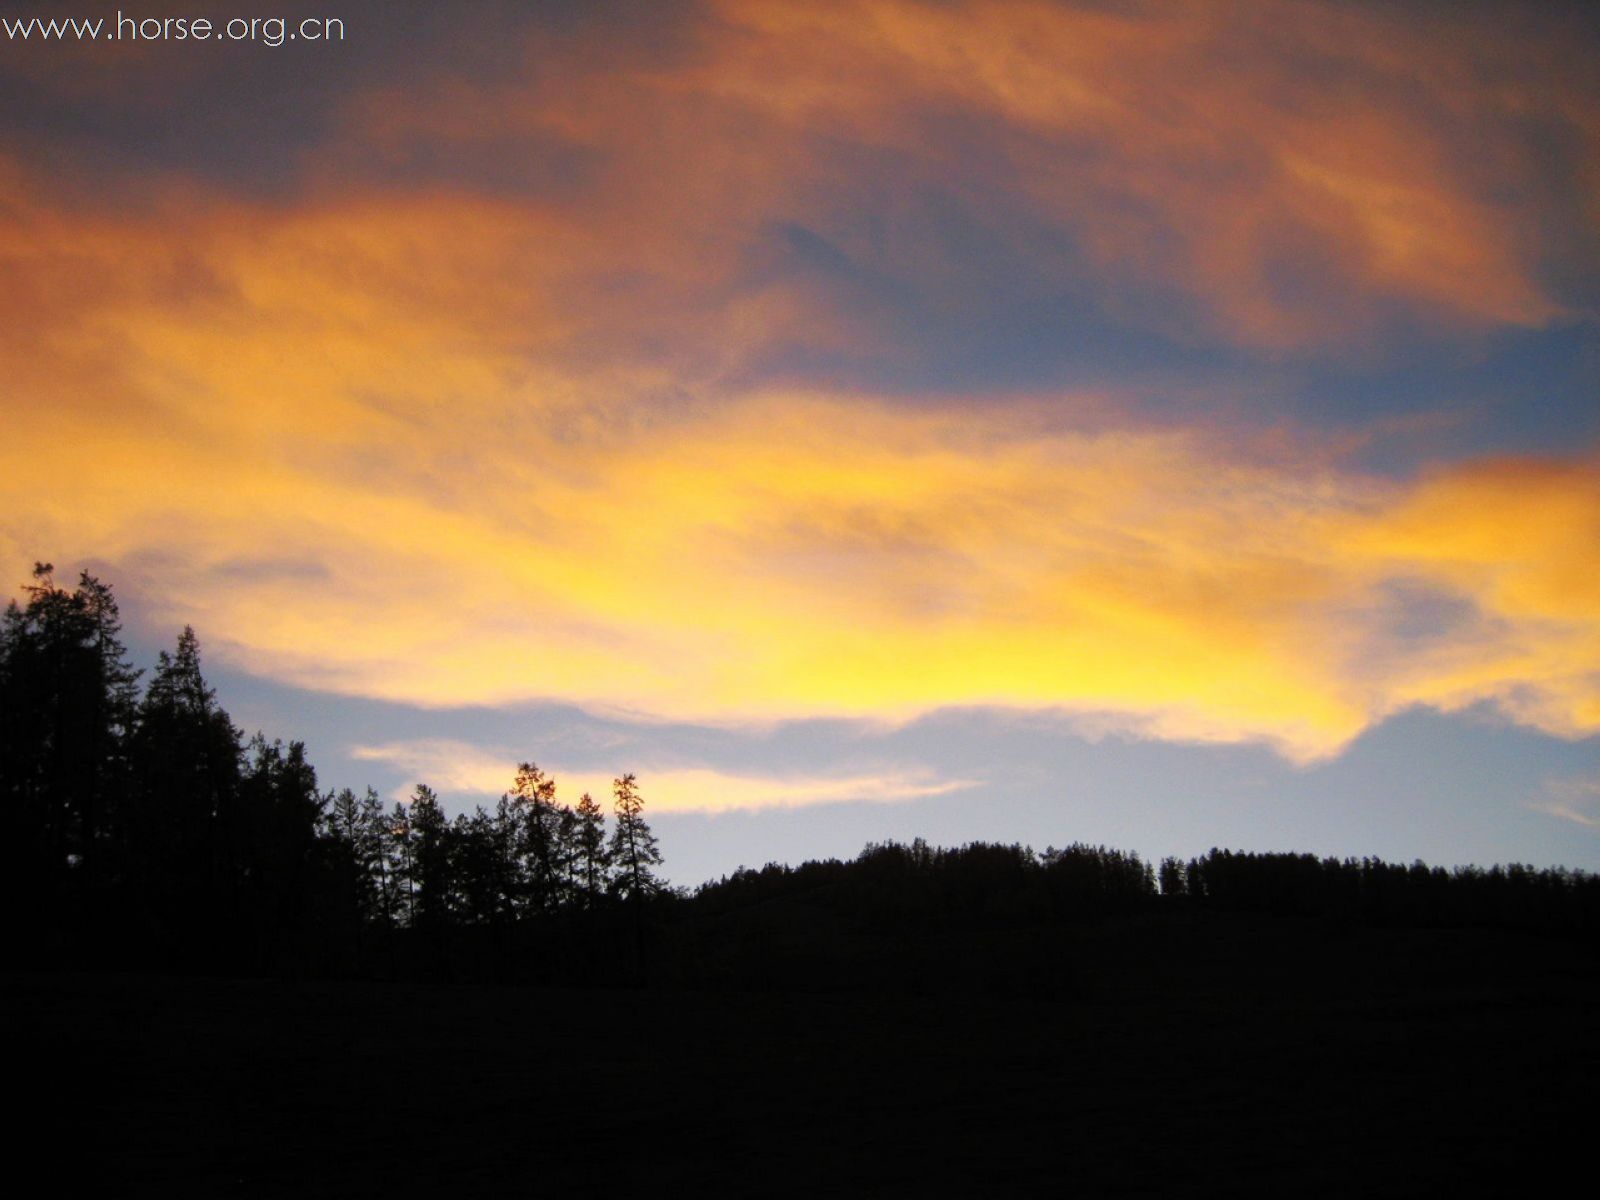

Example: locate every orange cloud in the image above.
[302,0,1593,351]
[707,0,1587,343]
[8,2,1593,372]
[1,164,1595,762]
[2,2,1597,765]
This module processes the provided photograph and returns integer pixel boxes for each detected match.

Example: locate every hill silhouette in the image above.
[7,563,1596,1191]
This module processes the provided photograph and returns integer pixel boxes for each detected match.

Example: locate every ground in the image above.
[14,911,1595,1195]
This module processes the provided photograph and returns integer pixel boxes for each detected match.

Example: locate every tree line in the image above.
[5,563,1596,987]
[322,766,663,931]
[2,564,665,976]
[693,838,1600,938]
[1161,847,1600,935]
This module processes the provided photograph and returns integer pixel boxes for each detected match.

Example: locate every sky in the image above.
[2,0,1597,885]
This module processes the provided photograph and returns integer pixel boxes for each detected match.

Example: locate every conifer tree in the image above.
[452,806,502,926]
[572,791,608,906]
[385,799,415,926]
[555,804,579,902]
[606,773,663,901]
[323,786,390,922]
[510,761,564,914]
[488,793,523,921]
[408,783,453,928]
[234,735,325,968]
[128,624,243,948]
[0,564,140,908]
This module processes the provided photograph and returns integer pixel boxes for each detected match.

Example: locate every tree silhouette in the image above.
[452,805,503,927]
[606,773,663,901]
[486,793,523,923]
[235,735,326,966]
[0,564,140,921]
[385,799,416,927]
[408,783,453,929]
[322,786,391,924]
[13,558,1600,993]
[506,761,561,914]
[572,791,608,906]
[1159,856,1188,897]
[128,625,243,958]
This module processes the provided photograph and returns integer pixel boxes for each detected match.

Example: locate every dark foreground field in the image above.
[15,910,1597,1197]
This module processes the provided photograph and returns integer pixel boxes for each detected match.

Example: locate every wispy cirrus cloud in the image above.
[1532,775,1600,830]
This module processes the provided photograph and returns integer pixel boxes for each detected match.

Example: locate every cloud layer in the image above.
[2,1,1597,768]
[8,0,1596,368]
[3,180,1595,761]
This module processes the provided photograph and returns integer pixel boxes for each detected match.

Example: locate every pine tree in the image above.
[408,783,454,929]
[555,804,579,903]
[383,800,415,926]
[488,792,523,921]
[1159,856,1188,897]
[0,564,140,914]
[606,773,663,901]
[128,624,243,954]
[510,761,565,914]
[452,805,505,926]
[322,786,390,923]
[572,791,608,906]
[236,735,326,967]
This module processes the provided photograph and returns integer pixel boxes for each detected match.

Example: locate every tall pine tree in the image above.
[127,625,243,959]
[572,791,608,906]
[0,564,140,923]
[510,762,565,914]
[408,783,454,929]
[606,773,663,901]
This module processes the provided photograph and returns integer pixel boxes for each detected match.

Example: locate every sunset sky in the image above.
[3,0,1597,884]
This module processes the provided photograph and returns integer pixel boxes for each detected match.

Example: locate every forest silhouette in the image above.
[9,563,1597,1192]
[8,562,1598,984]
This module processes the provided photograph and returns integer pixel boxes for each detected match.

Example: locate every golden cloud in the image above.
[1,0,1596,766]
[2,157,1596,763]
